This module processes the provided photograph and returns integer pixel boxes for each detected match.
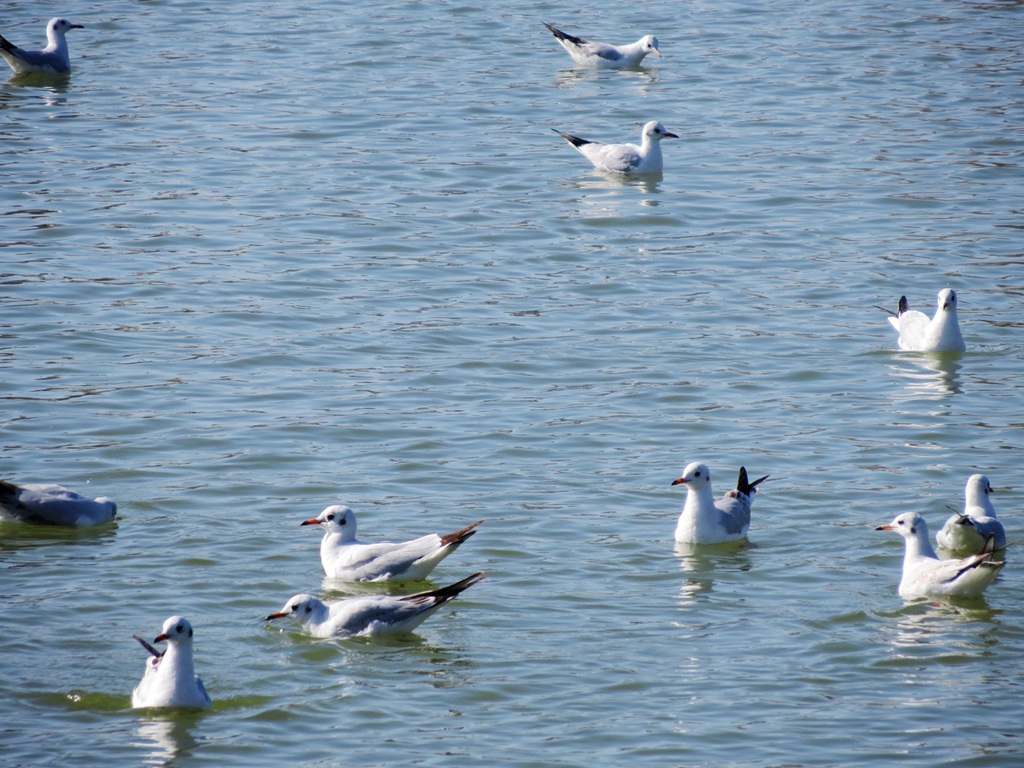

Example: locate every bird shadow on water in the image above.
[0,520,118,552]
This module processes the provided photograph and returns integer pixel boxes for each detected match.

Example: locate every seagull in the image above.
[936,474,1006,557]
[300,504,484,582]
[876,512,1003,598]
[131,616,212,710]
[882,288,966,352]
[553,121,679,175]
[671,463,769,544]
[542,22,661,68]
[0,480,116,526]
[266,572,485,638]
[0,18,83,76]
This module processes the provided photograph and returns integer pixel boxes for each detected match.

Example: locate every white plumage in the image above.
[542,22,661,68]
[936,474,1006,557]
[876,512,1003,598]
[0,480,116,527]
[885,288,966,352]
[301,504,483,581]
[266,572,485,638]
[131,616,211,710]
[554,120,679,175]
[0,18,83,75]
[671,463,769,544]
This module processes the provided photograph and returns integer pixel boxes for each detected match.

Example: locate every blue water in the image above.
[2,1,1023,765]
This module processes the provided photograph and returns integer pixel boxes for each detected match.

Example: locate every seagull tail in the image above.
[440,519,485,548]
[552,128,592,148]
[542,23,586,47]
[404,572,486,607]
[736,467,770,496]
[132,634,164,659]
[897,295,909,316]
[0,34,17,55]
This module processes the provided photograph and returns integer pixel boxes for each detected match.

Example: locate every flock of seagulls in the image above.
[2,14,1004,712]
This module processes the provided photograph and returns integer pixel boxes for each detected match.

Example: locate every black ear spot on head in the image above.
[910,526,917,534]
[305,605,312,614]
[188,628,193,637]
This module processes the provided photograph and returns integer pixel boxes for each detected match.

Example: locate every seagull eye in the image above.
[176,624,184,633]
[694,471,701,478]
[326,515,334,522]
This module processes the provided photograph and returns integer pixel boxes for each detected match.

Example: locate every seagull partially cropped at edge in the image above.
[671,462,769,544]
[0,480,116,526]
[882,288,966,352]
[131,616,212,710]
[553,120,679,175]
[301,504,484,582]
[876,512,1003,598]
[936,474,1006,557]
[542,22,661,68]
[266,572,485,638]
[0,18,83,75]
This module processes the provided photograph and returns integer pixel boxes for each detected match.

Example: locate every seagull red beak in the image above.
[875,524,894,531]
[71,24,85,29]
[266,612,286,621]
[153,633,170,643]
[671,477,686,486]
[664,131,679,139]
[300,518,321,526]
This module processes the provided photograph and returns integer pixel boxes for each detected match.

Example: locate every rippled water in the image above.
[2,1,1023,765]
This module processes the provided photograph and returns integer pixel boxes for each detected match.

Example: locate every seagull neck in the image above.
[683,484,714,516]
[163,642,196,681]
[44,31,67,56]
[905,532,938,562]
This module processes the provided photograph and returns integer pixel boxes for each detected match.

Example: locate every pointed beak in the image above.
[663,131,679,139]
[71,24,84,29]
[875,524,893,531]
[671,477,686,486]
[300,518,321,526]
[266,612,286,621]
[153,633,169,643]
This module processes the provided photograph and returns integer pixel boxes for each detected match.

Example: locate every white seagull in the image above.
[131,616,212,710]
[0,18,83,75]
[671,462,769,544]
[301,504,484,582]
[876,512,1003,598]
[883,288,966,352]
[553,120,679,175]
[936,474,1006,557]
[266,572,485,638]
[0,480,116,526]
[542,22,661,68]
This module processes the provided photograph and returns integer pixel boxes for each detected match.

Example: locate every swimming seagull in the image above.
[876,512,1003,598]
[0,480,116,526]
[131,616,212,710]
[553,120,679,175]
[542,22,661,68]
[881,288,966,352]
[301,504,484,582]
[936,474,1006,557]
[671,462,769,544]
[0,18,84,75]
[266,572,485,638]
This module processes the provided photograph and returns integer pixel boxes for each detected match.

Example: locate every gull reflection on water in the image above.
[888,353,964,397]
[674,541,752,607]
[134,713,203,767]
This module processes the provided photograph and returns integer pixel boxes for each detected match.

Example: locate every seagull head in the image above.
[153,616,195,646]
[937,288,957,313]
[640,35,662,57]
[875,511,928,540]
[643,120,679,142]
[266,594,322,623]
[48,18,84,36]
[301,504,357,539]
[671,461,712,490]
